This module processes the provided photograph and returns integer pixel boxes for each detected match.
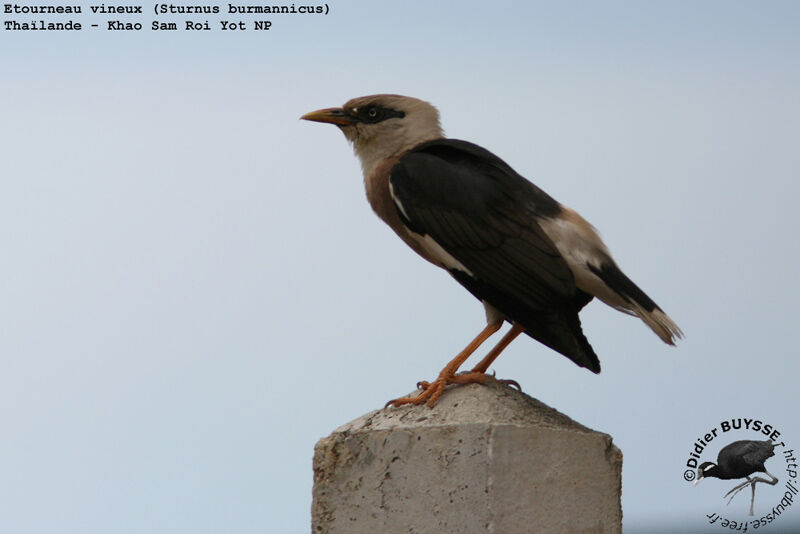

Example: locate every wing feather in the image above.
[391,141,571,315]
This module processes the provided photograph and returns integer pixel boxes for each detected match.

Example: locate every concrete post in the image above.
[312,379,622,534]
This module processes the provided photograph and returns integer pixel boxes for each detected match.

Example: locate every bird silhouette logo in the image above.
[694,440,779,516]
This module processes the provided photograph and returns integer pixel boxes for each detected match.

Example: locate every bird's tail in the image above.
[587,261,683,345]
[630,302,683,345]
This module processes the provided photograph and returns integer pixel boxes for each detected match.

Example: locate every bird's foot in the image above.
[724,479,752,505]
[386,372,488,408]
[417,371,520,391]
[386,372,519,409]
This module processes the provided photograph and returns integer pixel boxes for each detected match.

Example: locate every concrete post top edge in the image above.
[326,380,612,440]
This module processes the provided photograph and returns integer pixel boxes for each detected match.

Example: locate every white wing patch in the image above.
[389,181,473,276]
[388,181,411,221]
[413,233,474,276]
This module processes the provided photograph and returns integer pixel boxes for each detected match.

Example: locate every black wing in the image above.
[389,139,600,372]
[719,440,775,473]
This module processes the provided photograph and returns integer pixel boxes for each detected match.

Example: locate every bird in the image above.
[694,440,778,516]
[301,94,682,408]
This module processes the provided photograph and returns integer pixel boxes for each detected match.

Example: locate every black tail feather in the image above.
[587,260,659,312]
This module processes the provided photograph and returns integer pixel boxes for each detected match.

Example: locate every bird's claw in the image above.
[385,377,450,409]
[478,369,521,391]
[485,370,522,391]
[499,378,522,391]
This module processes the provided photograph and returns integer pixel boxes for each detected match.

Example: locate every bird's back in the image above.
[390,139,601,372]
[718,440,775,478]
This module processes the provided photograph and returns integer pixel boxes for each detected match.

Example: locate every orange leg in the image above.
[470,323,525,374]
[386,321,502,409]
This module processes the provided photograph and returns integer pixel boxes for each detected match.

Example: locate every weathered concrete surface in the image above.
[312,379,622,534]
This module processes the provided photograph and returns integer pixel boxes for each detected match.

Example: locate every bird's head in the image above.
[301,94,443,175]
[693,462,718,486]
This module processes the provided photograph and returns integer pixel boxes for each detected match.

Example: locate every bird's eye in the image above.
[355,105,404,123]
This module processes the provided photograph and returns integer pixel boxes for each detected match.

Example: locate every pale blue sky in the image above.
[2,2,799,532]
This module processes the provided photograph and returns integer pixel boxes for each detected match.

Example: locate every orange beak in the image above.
[300,107,354,126]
